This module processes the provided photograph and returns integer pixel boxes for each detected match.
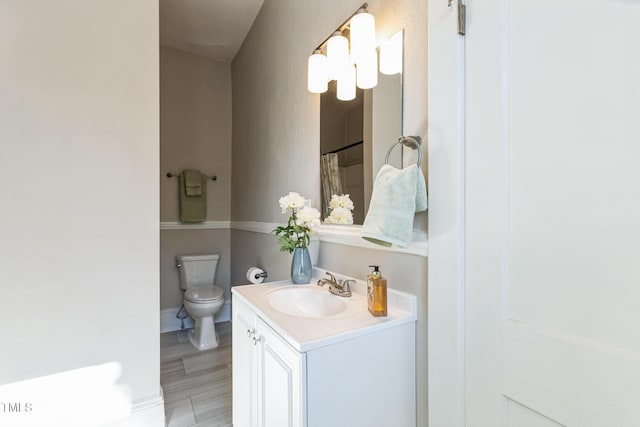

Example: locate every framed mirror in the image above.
[320,31,403,225]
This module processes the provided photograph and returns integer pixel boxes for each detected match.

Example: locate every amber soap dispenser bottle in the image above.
[367,265,387,317]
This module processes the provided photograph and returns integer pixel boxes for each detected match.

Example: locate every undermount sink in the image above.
[265,286,348,318]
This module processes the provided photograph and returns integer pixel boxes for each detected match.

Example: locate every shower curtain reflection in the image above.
[320,153,343,219]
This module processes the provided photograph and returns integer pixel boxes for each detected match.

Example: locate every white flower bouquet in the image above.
[273,192,321,254]
[324,194,354,225]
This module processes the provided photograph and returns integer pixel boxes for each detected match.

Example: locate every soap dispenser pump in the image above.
[367,265,387,317]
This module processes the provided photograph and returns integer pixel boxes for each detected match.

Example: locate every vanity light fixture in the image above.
[326,31,350,82]
[306,3,377,99]
[337,63,357,101]
[356,48,378,89]
[379,30,403,75]
[349,7,376,66]
[307,49,328,93]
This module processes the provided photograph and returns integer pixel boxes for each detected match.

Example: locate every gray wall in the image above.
[230,0,428,425]
[160,45,232,223]
[0,0,160,406]
[160,46,232,309]
[230,231,293,285]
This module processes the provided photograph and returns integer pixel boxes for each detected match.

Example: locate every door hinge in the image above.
[448,0,466,36]
[458,1,466,36]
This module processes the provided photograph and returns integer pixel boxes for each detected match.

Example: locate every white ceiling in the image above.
[160,0,264,63]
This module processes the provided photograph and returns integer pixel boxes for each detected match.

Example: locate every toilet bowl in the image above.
[177,254,225,350]
[184,285,224,350]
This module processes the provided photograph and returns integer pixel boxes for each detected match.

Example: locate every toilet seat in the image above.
[185,286,224,303]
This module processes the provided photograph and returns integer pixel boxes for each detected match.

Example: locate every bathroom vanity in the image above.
[231,269,417,427]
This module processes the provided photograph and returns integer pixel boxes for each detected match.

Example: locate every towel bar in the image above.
[384,135,423,167]
[166,172,217,181]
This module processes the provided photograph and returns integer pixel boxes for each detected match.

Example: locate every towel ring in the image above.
[384,135,423,167]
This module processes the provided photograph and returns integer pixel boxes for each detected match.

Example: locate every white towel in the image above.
[361,164,427,247]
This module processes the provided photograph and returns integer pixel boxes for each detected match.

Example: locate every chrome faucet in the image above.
[317,272,353,297]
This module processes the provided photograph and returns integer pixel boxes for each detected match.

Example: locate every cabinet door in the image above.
[232,299,257,427]
[255,318,306,427]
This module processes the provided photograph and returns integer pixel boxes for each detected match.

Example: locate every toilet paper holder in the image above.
[246,267,268,284]
[252,271,268,280]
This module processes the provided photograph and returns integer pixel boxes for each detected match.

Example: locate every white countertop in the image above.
[231,268,417,352]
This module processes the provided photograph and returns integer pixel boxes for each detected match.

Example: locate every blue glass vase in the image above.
[291,247,312,284]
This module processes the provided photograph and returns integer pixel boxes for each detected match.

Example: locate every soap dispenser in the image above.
[367,265,387,317]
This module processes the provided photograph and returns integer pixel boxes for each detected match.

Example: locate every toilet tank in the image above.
[176,254,219,290]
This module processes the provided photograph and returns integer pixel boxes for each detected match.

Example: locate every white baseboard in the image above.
[160,300,231,333]
[107,394,165,427]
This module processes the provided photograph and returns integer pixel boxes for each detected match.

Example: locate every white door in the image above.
[255,317,305,427]
[233,300,258,427]
[465,0,640,426]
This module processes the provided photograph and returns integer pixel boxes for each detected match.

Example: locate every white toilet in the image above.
[177,253,225,350]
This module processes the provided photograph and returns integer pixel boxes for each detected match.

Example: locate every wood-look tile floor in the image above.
[161,322,232,427]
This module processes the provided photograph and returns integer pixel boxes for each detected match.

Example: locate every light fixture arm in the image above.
[312,3,369,54]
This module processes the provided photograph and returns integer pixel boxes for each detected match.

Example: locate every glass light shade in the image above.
[337,64,356,101]
[356,49,378,89]
[379,31,403,75]
[326,32,349,81]
[349,11,376,65]
[307,51,328,93]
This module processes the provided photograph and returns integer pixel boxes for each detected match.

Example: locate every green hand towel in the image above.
[180,170,207,222]
[183,169,202,196]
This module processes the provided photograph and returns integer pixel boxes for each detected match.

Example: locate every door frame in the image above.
[427,0,466,426]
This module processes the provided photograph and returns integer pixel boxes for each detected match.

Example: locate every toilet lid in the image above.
[185,286,224,303]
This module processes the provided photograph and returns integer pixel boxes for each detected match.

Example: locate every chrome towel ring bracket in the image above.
[384,135,423,167]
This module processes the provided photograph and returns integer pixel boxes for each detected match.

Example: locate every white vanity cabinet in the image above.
[233,298,306,427]
[232,278,417,427]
